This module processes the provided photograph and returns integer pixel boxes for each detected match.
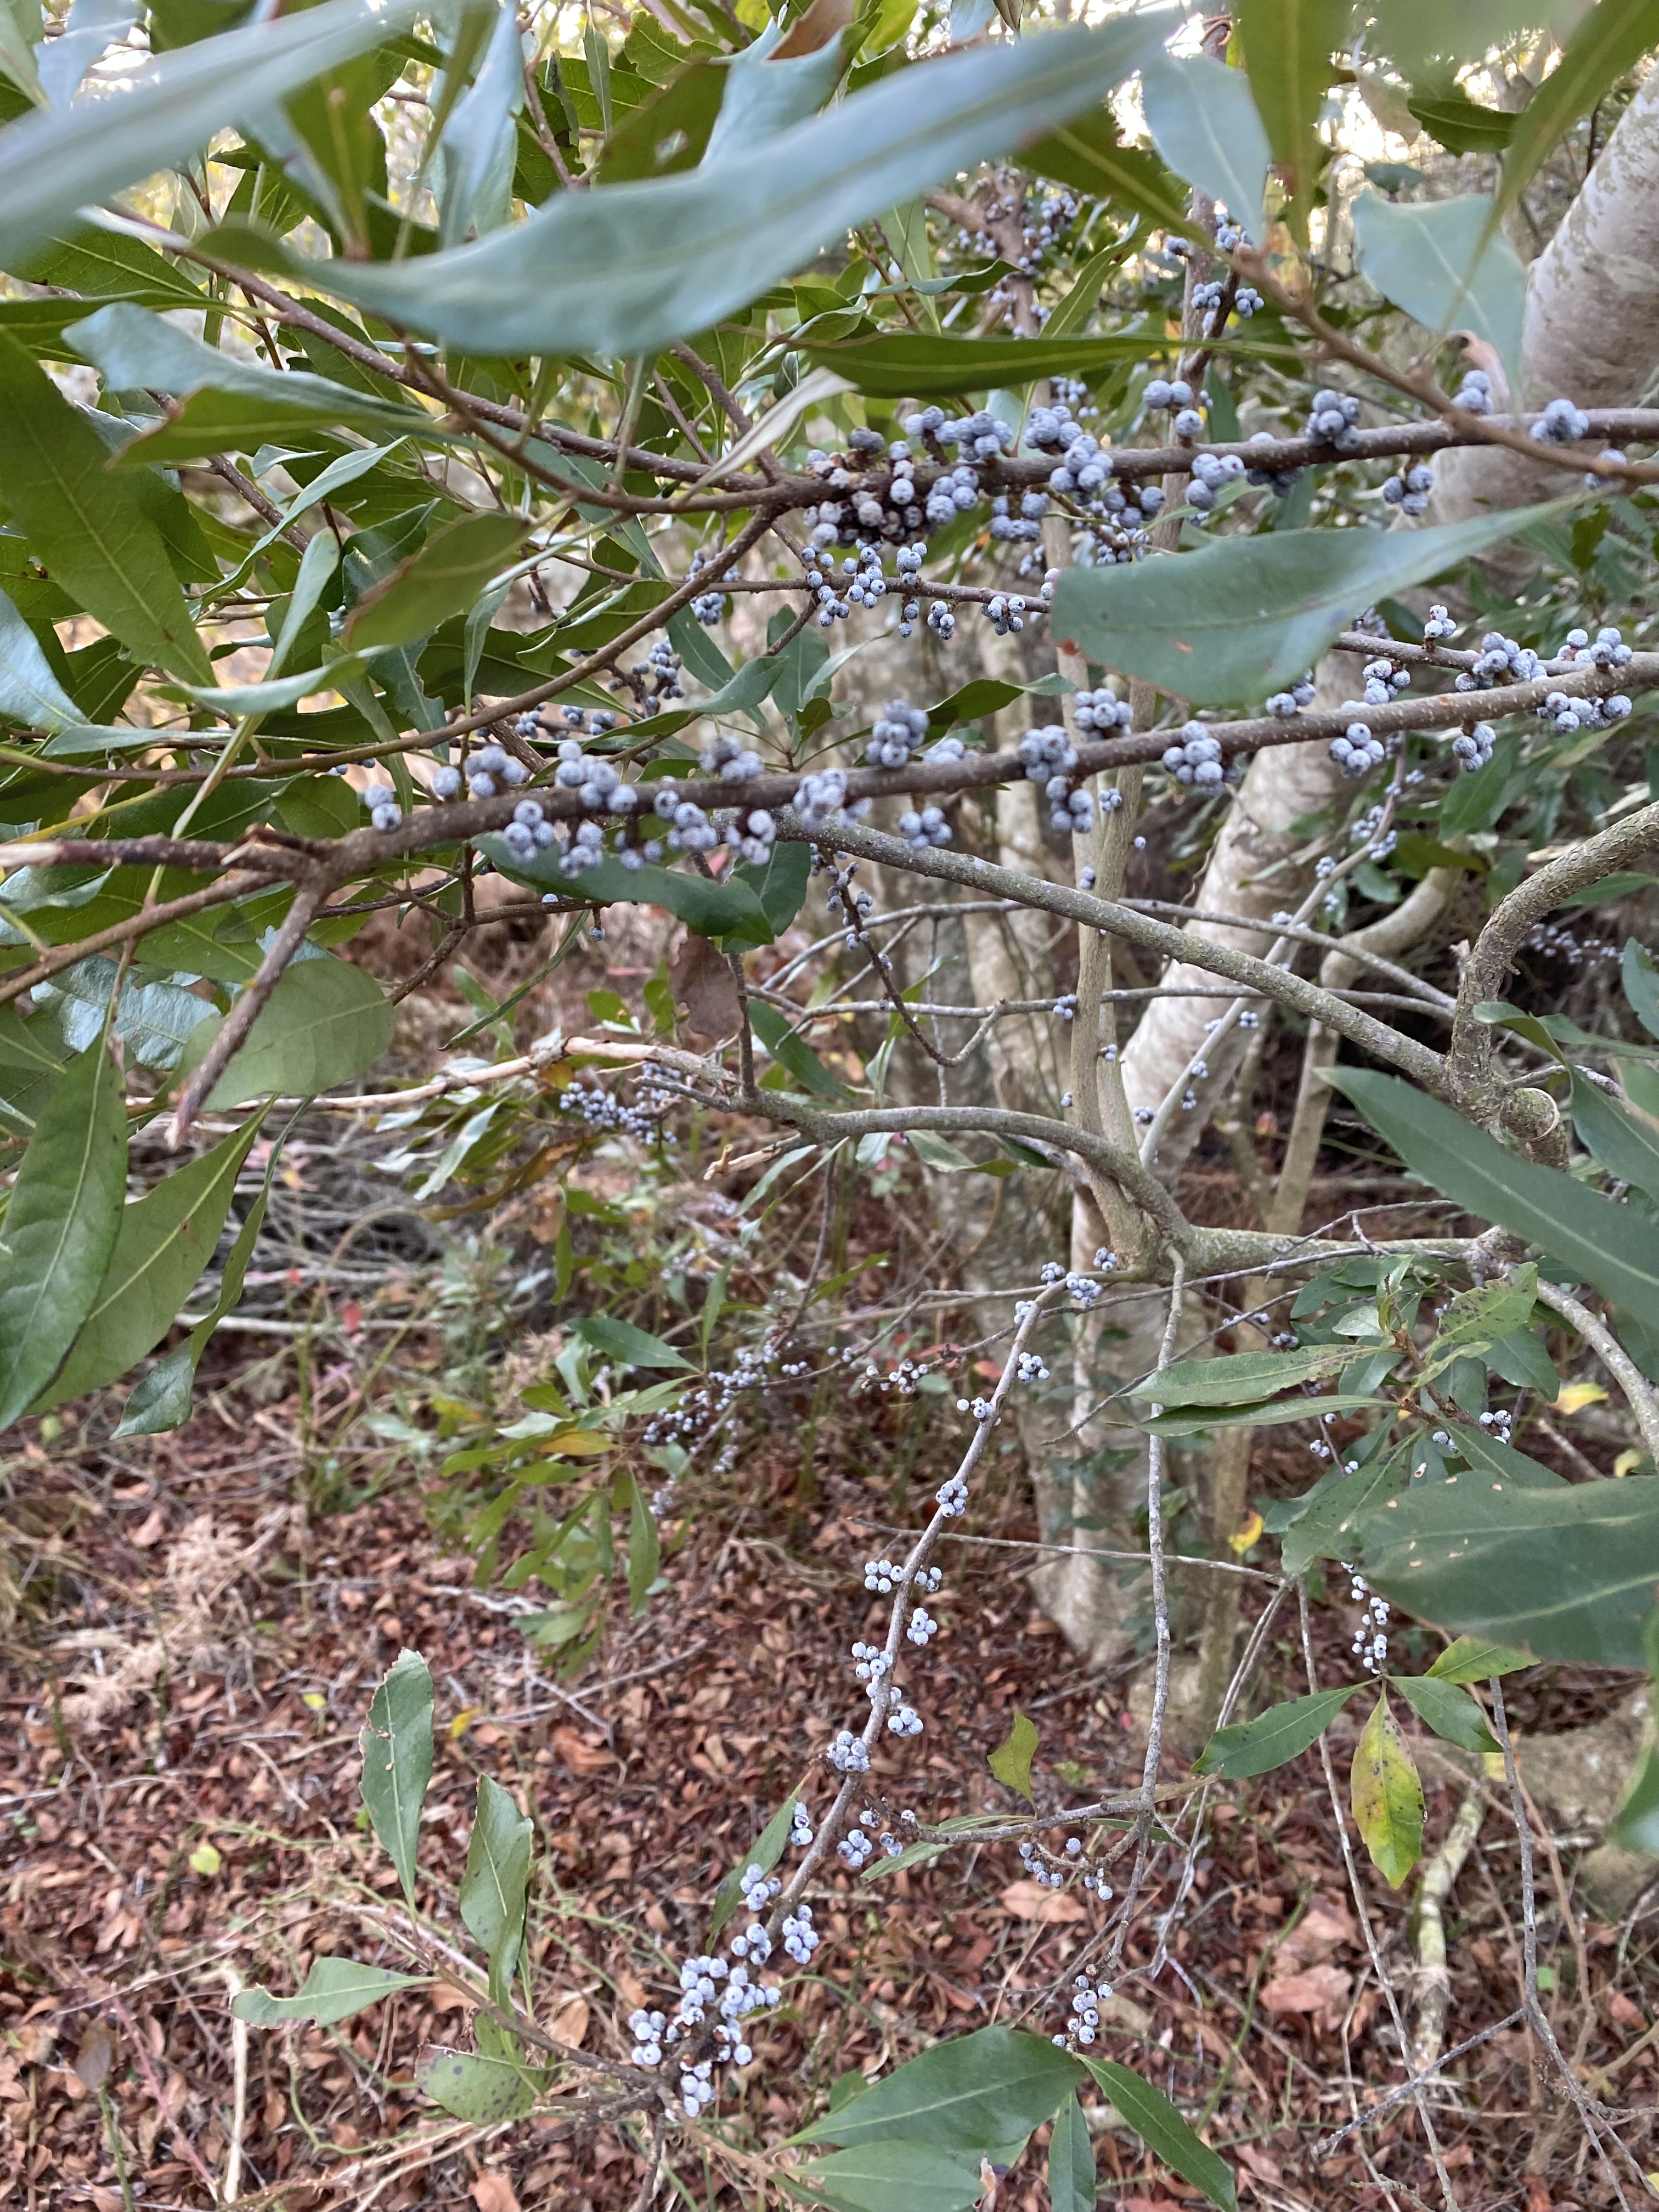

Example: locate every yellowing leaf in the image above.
[188,1841,222,1876]
[1228,1510,1263,1556]
[1350,1689,1423,1889]
[302,1691,327,1711]
[1558,1381,1609,1414]
[449,1706,481,1740]
[1615,1449,1646,1477]
[988,1711,1039,1806]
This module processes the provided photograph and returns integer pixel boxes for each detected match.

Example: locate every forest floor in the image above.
[3,1346,1657,2212]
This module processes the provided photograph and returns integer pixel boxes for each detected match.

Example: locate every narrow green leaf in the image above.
[343,511,528,652]
[1141,1391,1387,1438]
[359,1649,434,1908]
[1350,1688,1423,1888]
[1236,0,1350,228]
[1570,1071,1659,1205]
[234,1957,429,2027]
[1281,1451,1409,1579]
[1359,1475,1659,1667]
[1047,2091,1097,2212]
[73,301,422,464]
[1418,1269,1536,1384]
[484,836,774,941]
[1039,240,1126,341]
[259,19,1161,357]
[18,224,206,309]
[416,2042,538,2123]
[1493,0,1659,228]
[1328,1067,1659,1318]
[113,1131,279,1439]
[1141,50,1271,245]
[1390,1672,1499,1753]
[1622,939,1659,1042]
[1444,1421,1564,1488]
[1193,1684,1361,1779]
[1425,1635,1535,1683]
[180,956,394,1107]
[797,2140,989,2212]
[1079,2059,1236,2212]
[803,2026,1082,2150]
[749,998,853,1101]
[0,0,425,266]
[1049,502,1574,707]
[0,1041,126,1429]
[1132,1342,1363,1406]
[803,330,1239,399]
[459,1774,533,2000]
[0,580,82,733]
[1408,87,1516,155]
[38,1107,266,1407]
[1352,193,1525,402]
[989,1711,1039,1805]
[0,331,211,683]
[575,1313,692,1370]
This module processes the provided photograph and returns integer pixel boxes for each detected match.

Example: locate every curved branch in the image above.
[1448,795,1659,1109]
[793,816,1448,1092]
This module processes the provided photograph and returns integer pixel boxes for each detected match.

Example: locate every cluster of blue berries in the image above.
[432,740,530,803]
[362,780,402,832]
[904,404,1016,462]
[1306,386,1362,450]
[864,1558,942,1595]
[1560,623,1633,670]
[1342,1563,1391,1674]
[1187,448,1245,515]
[1329,722,1386,779]
[984,591,1029,636]
[1450,721,1497,772]
[690,552,740,625]
[1452,368,1492,415]
[553,1080,673,1141]
[988,488,1048,543]
[1382,463,1434,515]
[1454,631,1543,691]
[1359,656,1412,708]
[1073,688,1133,736]
[1160,722,1227,789]
[1423,605,1457,643]
[1265,673,1317,717]
[500,798,560,861]
[866,699,928,769]
[1020,723,1094,836]
[1244,430,1302,500]
[1532,396,1590,444]
[1190,276,1260,320]
[1142,376,1205,442]
[627,640,683,701]
[793,767,869,835]
[898,804,951,851]
[1539,689,1630,735]
[1054,1973,1117,2049]
[829,1729,871,1773]
[924,461,988,529]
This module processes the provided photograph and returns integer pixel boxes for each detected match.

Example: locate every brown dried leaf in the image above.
[998,1879,1086,1923]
